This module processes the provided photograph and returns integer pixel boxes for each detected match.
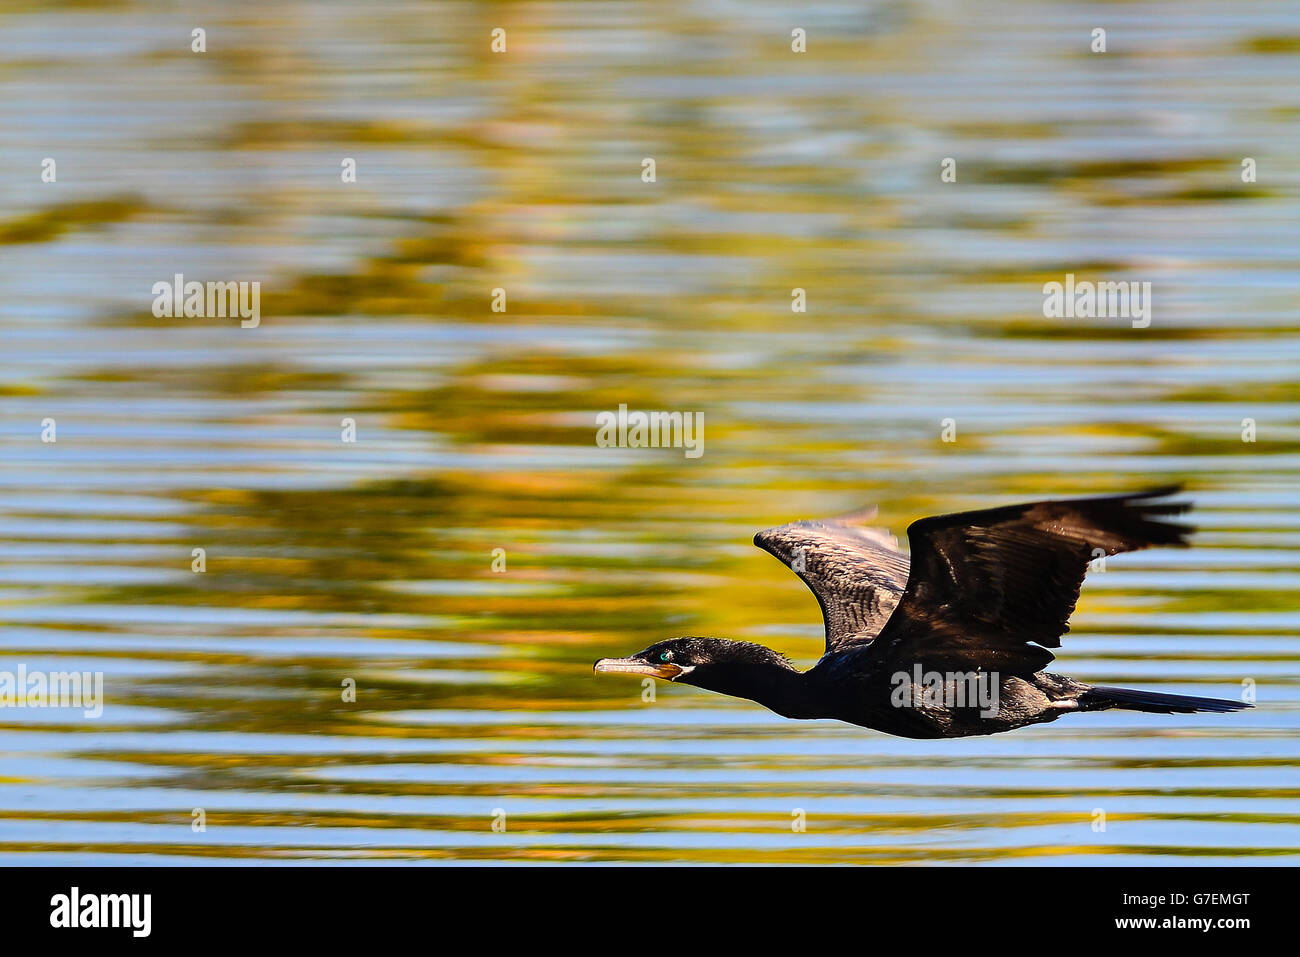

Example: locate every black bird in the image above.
[594,487,1250,738]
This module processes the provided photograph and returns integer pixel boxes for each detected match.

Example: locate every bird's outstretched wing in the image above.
[754,509,911,653]
[863,487,1193,676]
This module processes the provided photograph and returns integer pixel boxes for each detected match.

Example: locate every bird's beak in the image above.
[593,657,683,680]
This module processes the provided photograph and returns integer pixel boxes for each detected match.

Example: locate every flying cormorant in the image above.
[594,487,1250,738]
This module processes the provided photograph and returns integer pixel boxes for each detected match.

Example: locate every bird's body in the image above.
[595,487,1250,739]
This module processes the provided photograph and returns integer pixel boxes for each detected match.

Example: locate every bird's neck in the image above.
[699,657,821,720]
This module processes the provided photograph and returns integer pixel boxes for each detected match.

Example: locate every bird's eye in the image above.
[659,652,672,662]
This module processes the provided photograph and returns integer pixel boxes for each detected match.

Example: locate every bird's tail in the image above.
[1081,685,1251,714]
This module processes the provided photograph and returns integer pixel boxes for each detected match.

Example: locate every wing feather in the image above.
[754,509,910,653]
[864,487,1193,675]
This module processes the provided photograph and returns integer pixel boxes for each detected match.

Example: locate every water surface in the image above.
[1,0,1298,864]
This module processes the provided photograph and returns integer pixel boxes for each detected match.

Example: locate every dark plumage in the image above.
[594,487,1251,738]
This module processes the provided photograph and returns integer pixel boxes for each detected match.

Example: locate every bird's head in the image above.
[593,637,793,689]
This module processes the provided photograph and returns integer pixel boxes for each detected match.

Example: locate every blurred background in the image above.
[1,0,1298,864]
